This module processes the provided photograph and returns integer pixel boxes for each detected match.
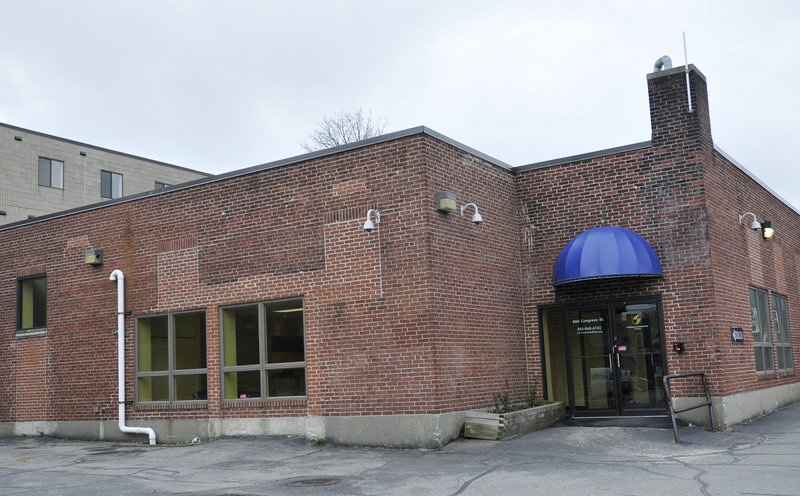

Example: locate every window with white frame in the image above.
[221,298,306,399]
[749,286,774,373]
[38,157,64,189]
[101,170,123,199]
[136,311,207,402]
[772,293,794,371]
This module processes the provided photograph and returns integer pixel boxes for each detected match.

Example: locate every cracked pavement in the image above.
[1,403,799,495]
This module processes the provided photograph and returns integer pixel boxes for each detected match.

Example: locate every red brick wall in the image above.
[0,132,528,424]
[1,67,797,428]
[702,148,800,396]
[13,335,47,421]
[517,68,715,394]
[517,67,800,400]
[424,138,527,410]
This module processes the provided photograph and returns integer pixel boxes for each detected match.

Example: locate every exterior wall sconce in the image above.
[363,209,380,232]
[435,191,457,213]
[761,221,774,240]
[738,212,774,240]
[460,203,483,224]
[85,249,103,265]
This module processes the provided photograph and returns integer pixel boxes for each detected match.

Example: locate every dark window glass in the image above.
[772,293,794,371]
[101,170,123,199]
[222,298,306,400]
[38,157,64,189]
[136,311,207,402]
[750,287,774,373]
[18,276,47,330]
[38,157,50,186]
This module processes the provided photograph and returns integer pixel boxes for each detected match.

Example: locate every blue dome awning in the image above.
[552,226,663,285]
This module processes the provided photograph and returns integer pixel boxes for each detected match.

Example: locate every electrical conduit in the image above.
[110,270,157,445]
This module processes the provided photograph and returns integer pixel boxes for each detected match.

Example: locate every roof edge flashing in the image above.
[516,141,652,172]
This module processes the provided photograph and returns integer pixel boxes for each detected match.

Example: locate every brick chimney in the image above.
[647,64,713,151]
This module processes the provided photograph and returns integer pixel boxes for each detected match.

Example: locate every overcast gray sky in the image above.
[2,1,798,211]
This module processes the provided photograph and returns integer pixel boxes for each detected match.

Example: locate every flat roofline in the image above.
[0,126,510,231]
[3,126,797,231]
[1,121,210,177]
[515,141,652,172]
[714,145,800,216]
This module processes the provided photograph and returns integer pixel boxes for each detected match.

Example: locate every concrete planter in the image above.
[464,402,565,440]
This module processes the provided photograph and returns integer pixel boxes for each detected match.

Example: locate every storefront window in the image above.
[540,298,665,415]
[540,307,568,404]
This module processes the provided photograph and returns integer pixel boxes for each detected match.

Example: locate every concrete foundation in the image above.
[674,382,800,429]
[0,411,467,448]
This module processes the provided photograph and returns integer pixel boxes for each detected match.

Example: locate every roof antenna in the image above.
[683,31,693,113]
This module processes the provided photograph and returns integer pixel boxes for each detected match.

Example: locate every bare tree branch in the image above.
[301,107,389,152]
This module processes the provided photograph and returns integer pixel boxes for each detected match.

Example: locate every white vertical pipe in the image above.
[683,31,693,113]
[110,270,156,445]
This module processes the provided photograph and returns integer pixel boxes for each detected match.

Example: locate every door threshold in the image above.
[561,415,675,428]
[571,415,668,419]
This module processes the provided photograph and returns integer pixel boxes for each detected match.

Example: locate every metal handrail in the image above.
[662,372,715,443]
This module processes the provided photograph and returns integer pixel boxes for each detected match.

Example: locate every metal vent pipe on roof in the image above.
[654,55,672,72]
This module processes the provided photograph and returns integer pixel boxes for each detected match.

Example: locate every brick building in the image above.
[1,64,797,447]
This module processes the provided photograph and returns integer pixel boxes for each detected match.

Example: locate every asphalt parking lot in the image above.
[2,402,799,496]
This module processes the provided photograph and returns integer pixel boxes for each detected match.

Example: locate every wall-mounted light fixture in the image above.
[363,209,380,233]
[460,203,483,224]
[738,212,775,240]
[85,249,103,265]
[435,191,457,213]
[761,221,774,240]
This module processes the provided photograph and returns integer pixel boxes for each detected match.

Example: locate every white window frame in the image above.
[38,157,64,189]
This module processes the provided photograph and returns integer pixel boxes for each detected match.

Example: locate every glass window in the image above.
[750,287,774,373]
[154,181,170,190]
[772,293,794,371]
[222,298,306,400]
[101,170,123,199]
[17,275,47,330]
[136,311,207,402]
[38,157,64,189]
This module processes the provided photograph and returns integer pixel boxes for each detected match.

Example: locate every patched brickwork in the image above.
[0,132,527,425]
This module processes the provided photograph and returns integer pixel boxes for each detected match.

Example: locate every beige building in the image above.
[1,122,209,225]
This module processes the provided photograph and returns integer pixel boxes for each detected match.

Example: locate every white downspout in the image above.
[110,269,157,445]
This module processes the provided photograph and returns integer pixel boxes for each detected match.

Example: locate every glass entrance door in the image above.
[568,307,616,413]
[613,302,665,412]
[542,298,666,416]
